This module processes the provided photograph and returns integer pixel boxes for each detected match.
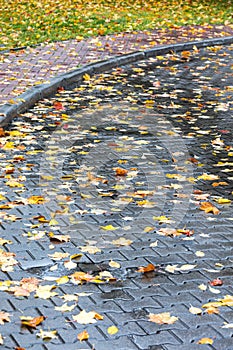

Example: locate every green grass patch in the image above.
[1,0,233,49]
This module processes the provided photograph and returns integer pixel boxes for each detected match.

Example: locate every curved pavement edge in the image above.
[1,35,233,127]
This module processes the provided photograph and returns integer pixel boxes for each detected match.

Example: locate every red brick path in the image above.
[1,24,233,106]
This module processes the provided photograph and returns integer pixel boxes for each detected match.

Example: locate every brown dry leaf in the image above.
[111,237,132,246]
[0,311,10,325]
[199,202,220,214]
[77,330,89,341]
[197,337,214,345]
[0,334,3,345]
[137,263,156,273]
[149,312,178,324]
[20,315,45,328]
[72,310,104,324]
[115,168,128,176]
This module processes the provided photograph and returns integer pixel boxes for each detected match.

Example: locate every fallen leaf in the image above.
[48,234,70,243]
[36,329,57,340]
[27,196,47,204]
[198,173,219,181]
[197,337,214,345]
[56,275,69,285]
[189,305,202,315]
[198,284,207,291]
[109,260,121,268]
[208,285,221,294]
[48,252,70,260]
[150,241,158,247]
[55,303,76,312]
[0,238,12,246]
[80,245,101,254]
[115,168,128,176]
[149,312,178,324]
[209,278,223,286]
[111,237,132,246]
[20,316,45,328]
[195,251,205,257]
[77,330,89,341]
[0,334,3,345]
[0,311,10,325]
[200,202,220,214]
[206,306,219,314]
[34,285,57,299]
[177,264,196,271]
[137,263,156,273]
[222,323,233,328]
[165,264,178,273]
[107,325,119,335]
[100,224,118,231]
[72,310,103,324]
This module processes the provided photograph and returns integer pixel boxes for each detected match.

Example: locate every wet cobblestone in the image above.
[0,44,233,349]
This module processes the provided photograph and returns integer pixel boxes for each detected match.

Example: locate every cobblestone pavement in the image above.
[1,24,233,106]
[0,42,233,349]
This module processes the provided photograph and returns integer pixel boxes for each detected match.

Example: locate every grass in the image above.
[0,0,233,49]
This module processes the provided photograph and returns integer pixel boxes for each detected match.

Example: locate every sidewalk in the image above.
[1,24,233,106]
[0,25,233,350]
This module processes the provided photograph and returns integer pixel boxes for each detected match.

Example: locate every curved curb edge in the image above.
[1,36,233,127]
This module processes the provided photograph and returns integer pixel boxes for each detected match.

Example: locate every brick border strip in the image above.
[1,36,233,127]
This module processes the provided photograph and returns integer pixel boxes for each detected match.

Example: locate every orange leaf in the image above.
[77,330,89,341]
[149,312,178,324]
[209,278,223,286]
[21,316,45,328]
[115,168,128,176]
[53,101,65,110]
[197,337,214,345]
[137,263,156,273]
[200,202,220,214]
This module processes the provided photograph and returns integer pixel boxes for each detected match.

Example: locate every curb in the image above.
[1,36,233,127]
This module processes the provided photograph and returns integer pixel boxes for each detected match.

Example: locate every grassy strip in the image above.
[1,0,233,49]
